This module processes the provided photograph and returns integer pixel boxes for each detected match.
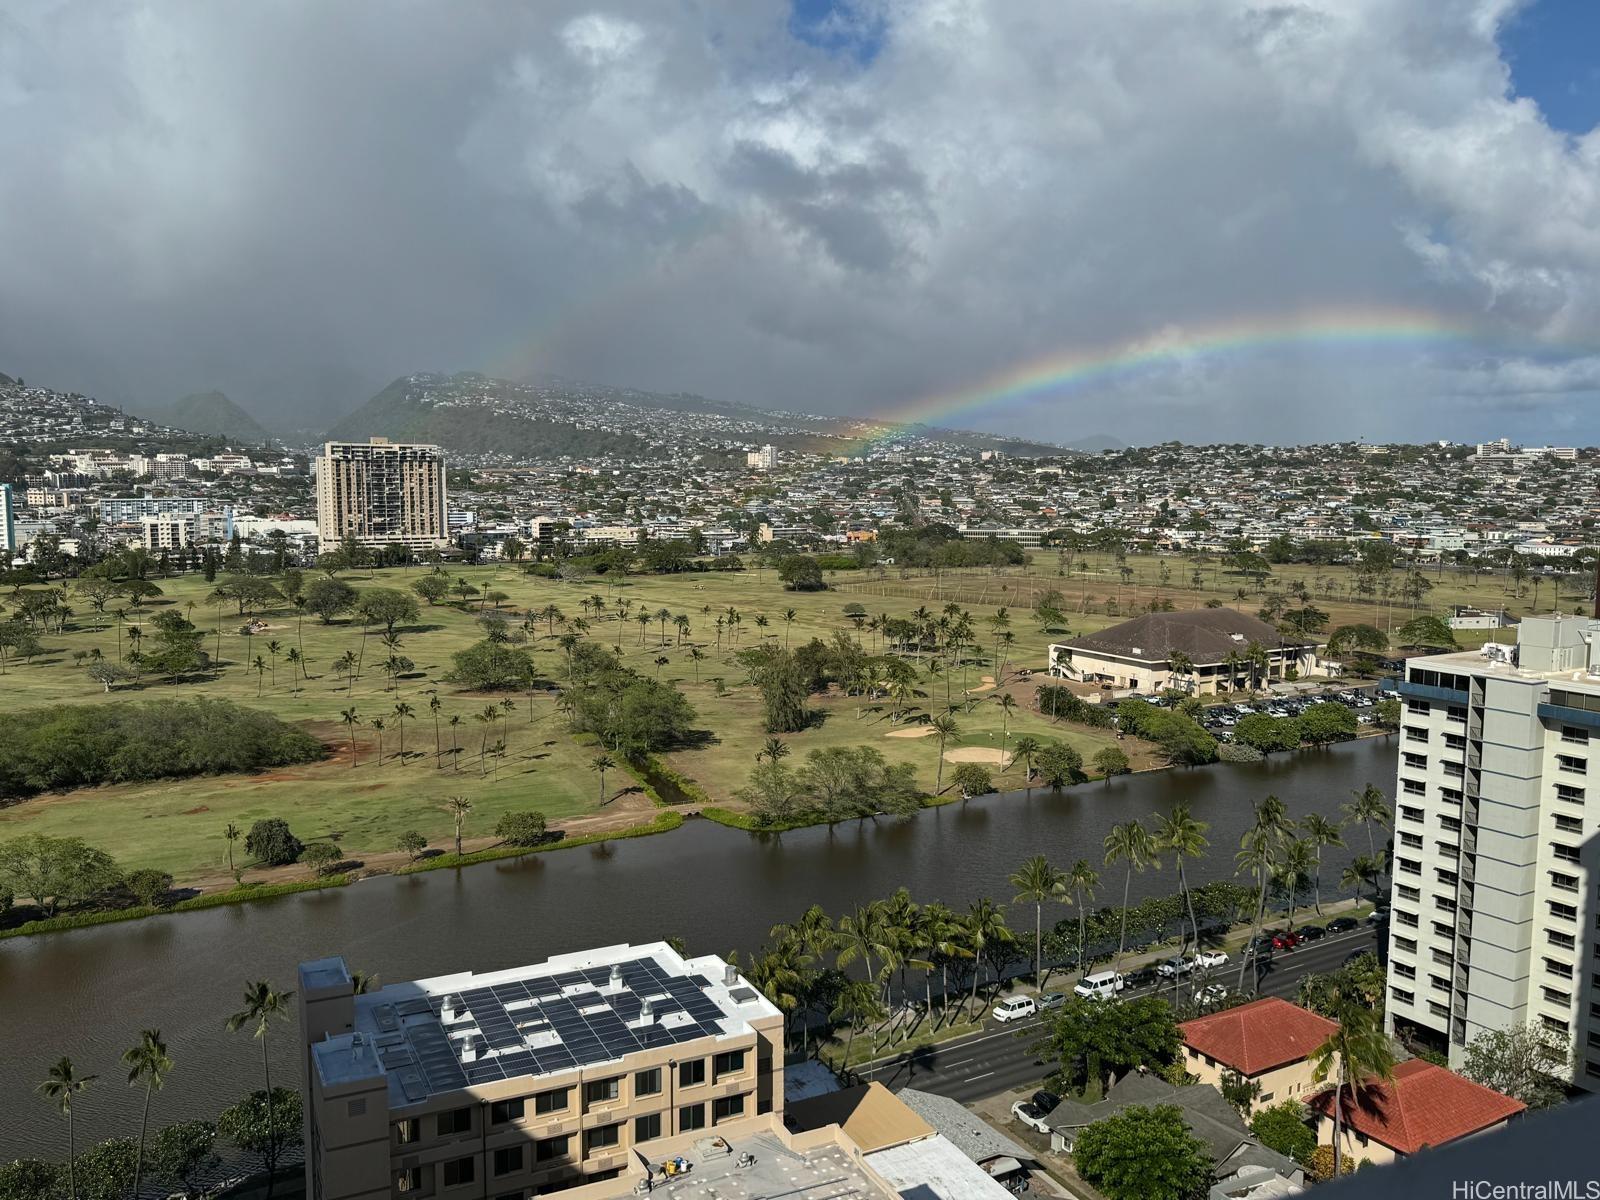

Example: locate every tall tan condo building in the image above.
[316,438,449,552]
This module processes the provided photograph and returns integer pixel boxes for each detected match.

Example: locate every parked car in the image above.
[1294,925,1327,942]
[1122,966,1160,990]
[1010,1098,1052,1134]
[1193,982,1229,1007]
[1155,955,1194,978]
[1074,971,1126,1001]
[992,995,1037,1023]
[1367,907,1390,924]
[1326,916,1359,934]
[1270,930,1301,950]
[1244,936,1276,959]
[1036,992,1066,1012]
[1192,949,1229,969]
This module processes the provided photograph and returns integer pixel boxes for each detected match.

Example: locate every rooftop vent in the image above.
[609,964,624,991]
[724,962,739,987]
[638,998,654,1026]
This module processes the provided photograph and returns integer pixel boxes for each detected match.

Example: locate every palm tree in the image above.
[252,654,267,697]
[1342,783,1391,861]
[964,897,1013,1013]
[1167,650,1194,694]
[675,613,691,646]
[448,714,463,771]
[445,796,473,857]
[995,693,1017,753]
[428,694,443,768]
[1153,801,1210,970]
[1303,813,1345,915]
[1011,735,1041,785]
[830,979,885,1069]
[930,712,960,791]
[123,1029,173,1200]
[757,737,790,765]
[1278,837,1317,939]
[591,754,616,805]
[783,608,797,648]
[476,704,498,774]
[392,701,414,759]
[1310,983,1396,1176]
[38,1057,96,1200]
[1067,859,1100,977]
[835,904,885,1001]
[285,646,303,684]
[1341,854,1383,908]
[688,646,707,681]
[265,639,282,688]
[370,716,386,762]
[1010,855,1067,987]
[337,649,358,695]
[1233,794,1292,993]
[656,607,672,645]
[1103,820,1159,973]
[226,981,295,1200]
[340,707,361,767]
[224,821,241,872]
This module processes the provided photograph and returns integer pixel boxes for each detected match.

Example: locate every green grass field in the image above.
[0,552,1548,886]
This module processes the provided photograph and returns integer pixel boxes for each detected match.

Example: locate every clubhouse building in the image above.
[1048,609,1322,695]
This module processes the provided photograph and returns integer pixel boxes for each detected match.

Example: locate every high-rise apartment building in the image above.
[298,942,785,1200]
[1385,614,1600,1092]
[315,438,448,552]
[0,483,16,555]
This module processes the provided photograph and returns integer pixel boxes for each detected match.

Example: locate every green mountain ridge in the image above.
[134,390,273,444]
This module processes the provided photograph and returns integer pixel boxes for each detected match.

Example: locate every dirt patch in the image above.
[885,726,935,739]
[180,805,211,815]
[943,747,1012,766]
[966,675,997,694]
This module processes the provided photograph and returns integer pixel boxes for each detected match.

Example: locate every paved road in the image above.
[855,925,1381,1104]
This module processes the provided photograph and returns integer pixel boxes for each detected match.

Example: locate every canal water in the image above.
[0,737,1395,1155]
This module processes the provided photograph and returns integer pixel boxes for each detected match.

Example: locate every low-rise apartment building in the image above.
[1385,614,1600,1091]
[298,943,786,1200]
[1177,997,1338,1115]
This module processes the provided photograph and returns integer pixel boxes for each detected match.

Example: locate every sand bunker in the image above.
[965,675,998,694]
[943,747,1011,765]
[885,726,935,739]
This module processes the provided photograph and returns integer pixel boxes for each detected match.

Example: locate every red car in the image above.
[1270,930,1301,950]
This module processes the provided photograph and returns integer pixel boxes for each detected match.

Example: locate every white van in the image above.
[1073,971,1125,1001]
[991,995,1038,1023]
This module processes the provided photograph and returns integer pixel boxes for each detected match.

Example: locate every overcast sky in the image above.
[1,0,1598,444]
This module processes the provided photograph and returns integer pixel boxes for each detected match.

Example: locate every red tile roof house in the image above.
[1179,997,1339,1116]
[1308,1059,1526,1166]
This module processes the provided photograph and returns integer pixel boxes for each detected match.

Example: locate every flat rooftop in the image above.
[650,1131,889,1200]
[1408,646,1600,689]
[314,942,779,1107]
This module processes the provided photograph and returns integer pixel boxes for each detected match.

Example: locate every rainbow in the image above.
[839,304,1488,452]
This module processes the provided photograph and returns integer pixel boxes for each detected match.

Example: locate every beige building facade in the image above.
[316,438,448,553]
[298,943,786,1200]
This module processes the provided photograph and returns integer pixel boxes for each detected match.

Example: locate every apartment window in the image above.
[1555,785,1585,804]
[1443,762,1465,778]
[679,1104,706,1132]
[1432,948,1453,966]
[1441,788,1464,805]
[1433,922,1456,940]
[1557,755,1587,775]
[1400,832,1423,850]
[1430,974,1451,993]
[635,1113,662,1143]
[635,1067,663,1096]
[394,1118,421,1146]
[1429,1001,1450,1018]
[494,1147,526,1177]
[1562,726,1590,745]
[1554,813,1585,835]
[1550,901,1578,922]
[1437,842,1459,858]
[1542,986,1572,1007]
[1404,753,1428,770]
[1444,734,1467,752]
[1398,857,1421,876]
[1550,872,1580,893]
[712,1094,746,1123]
[1397,884,1421,903]
[1405,727,1429,744]
[1547,958,1574,978]
[1436,869,1459,888]
[1394,936,1418,954]
[1548,929,1577,951]
[1397,909,1419,928]
[584,1079,621,1106]
[534,1088,570,1116]
[1552,843,1582,865]
[583,1125,621,1157]
[1394,962,1416,979]
[679,1059,706,1087]
[491,1098,526,1125]
[1447,706,1467,724]
[442,1158,476,1188]
[396,1168,424,1193]
[1403,780,1426,796]
[1439,815,1462,833]
[1541,1015,1570,1035]
[1391,987,1415,1006]
[713,1050,747,1079]
[1407,701,1430,716]
[1400,806,1424,824]
[535,1136,570,1164]
[437,1107,472,1137]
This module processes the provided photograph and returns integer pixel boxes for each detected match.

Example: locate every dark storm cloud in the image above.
[0,0,1596,442]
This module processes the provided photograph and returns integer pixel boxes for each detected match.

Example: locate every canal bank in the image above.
[0,736,1396,1156]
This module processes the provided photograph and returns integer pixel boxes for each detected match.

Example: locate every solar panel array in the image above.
[372,956,736,1096]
